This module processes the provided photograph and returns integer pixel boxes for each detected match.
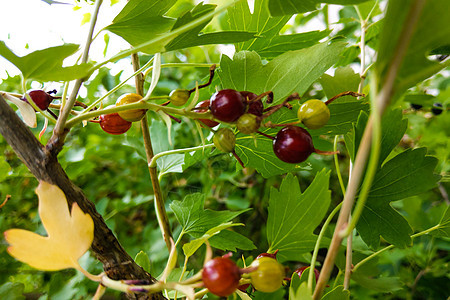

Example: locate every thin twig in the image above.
[0,195,11,209]
[52,0,103,141]
[313,1,426,298]
[132,53,173,251]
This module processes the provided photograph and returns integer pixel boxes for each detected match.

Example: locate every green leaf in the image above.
[106,0,176,53]
[218,42,346,105]
[0,157,11,182]
[267,0,371,16]
[357,148,440,248]
[135,251,151,273]
[266,171,331,261]
[289,280,312,300]
[319,67,361,102]
[0,282,25,300]
[209,230,256,251]
[226,0,329,58]
[0,42,92,81]
[345,109,407,164]
[107,1,255,54]
[351,271,403,292]
[321,286,350,300]
[165,3,256,51]
[170,193,254,251]
[432,205,450,238]
[253,288,286,300]
[170,193,249,235]
[150,120,184,177]
[375,0,450,99]
[182,222,242,257]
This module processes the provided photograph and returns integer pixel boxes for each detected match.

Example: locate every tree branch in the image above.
[0,95,164,300]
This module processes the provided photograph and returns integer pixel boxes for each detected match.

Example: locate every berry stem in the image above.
[232,151,245,168]
[314,149,339,156]
[188,64,216,94]
[262,93,299,119]
[256,131,275,140]
[324,91,365,105]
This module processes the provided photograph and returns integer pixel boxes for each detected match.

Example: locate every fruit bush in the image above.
[0,0,449,299]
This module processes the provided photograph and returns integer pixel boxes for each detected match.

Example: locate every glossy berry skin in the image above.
[240,91,263,116]
[250,257,285,293]
[99,113,132,135]
[210,89,247,123]
[23,90,53,110]
[236,113,260,134]
[256,250,278,260]
[169,89,190,106]
[194,100,219,128]
[298,99,330,129]
[431,102,443,115]
[295,266,320,283]
[273,126,314,164]
[116,93,146,122]
[202,257,241,297]
[213,128,236,153]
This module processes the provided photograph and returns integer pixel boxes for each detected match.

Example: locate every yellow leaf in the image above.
[4,182,94,271]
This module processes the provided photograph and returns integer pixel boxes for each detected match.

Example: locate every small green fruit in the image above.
[169,89,190,106]
[213,128,236,153]
[236,113,260,134]
[250,257,285,293]
[298,99,330,129]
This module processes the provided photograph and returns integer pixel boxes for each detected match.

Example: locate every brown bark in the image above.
[0,95,165,300]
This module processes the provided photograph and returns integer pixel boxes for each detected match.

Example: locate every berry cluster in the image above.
[410,102,444,115]
[97,65,363,165]
[202,251,322,297]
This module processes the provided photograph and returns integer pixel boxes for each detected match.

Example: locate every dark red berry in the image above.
[273,126,314,164]
[99,113,132,135]
[256,249,279,260]
[410,103,423,110]
[202,257,241,297]
[194,100,219,128]
[210,89,246,123]
[22,90,54,110]
[240,91,264,116]
[295,266,320,282]
[431,102,443,115]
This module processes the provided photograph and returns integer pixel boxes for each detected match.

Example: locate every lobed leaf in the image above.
[266,171,331,261]
[357,148,440,248]
[4,182,94,271]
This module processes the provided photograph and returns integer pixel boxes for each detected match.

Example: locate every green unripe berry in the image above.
[213,128,236,153]
[298,99,330,130]
[169,89,190,106]
[236,113,260,134]
[250,257,285,293]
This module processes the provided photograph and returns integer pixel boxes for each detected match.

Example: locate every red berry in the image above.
[210,89,246,123]
[194,100,219,128]
[99,113,132,135]
[273,126,314,164]
[240,91,263,116]
[295,266,320,282]
[23,90,54,110]
[202,257,241,297]
[256,249,279,260]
